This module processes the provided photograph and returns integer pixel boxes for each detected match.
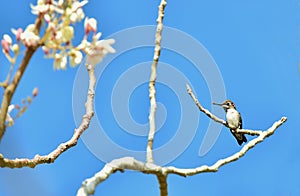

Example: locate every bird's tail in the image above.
[230,130,247,146]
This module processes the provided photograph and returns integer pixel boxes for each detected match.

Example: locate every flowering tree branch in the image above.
[0,17,43,141]
[147,0,167,164]
[0,0,115,140]
[1,1,288,195]
[0,0,115,168]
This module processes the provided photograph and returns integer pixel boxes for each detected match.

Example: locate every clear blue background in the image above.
[1,0,300,195]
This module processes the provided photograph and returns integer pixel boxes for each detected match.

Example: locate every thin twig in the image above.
[147,0,167,164]
[0,63,96,168]
[186,83,227,126]
[3,61,16,88]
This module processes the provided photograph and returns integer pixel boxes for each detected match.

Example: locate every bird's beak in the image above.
[212,102,228,109]
[212,102,223,106]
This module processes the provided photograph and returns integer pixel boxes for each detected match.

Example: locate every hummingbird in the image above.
[213,100,247,145]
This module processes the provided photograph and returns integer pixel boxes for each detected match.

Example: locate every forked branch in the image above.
[77,113,286,195]
[77,77,287,196]
[78,1,287,195]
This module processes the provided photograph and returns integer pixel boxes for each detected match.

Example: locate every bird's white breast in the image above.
[226,108,240,129]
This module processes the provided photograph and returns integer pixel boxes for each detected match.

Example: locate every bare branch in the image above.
[184,83,287,175]
[186,83,227,126]
[147,0,167,164]
[186,83,279,137]
[237,129,262,136]
[77,160,121,196]
[165,117,287,176]
[0,63,96,168]
[3,61,16,88]
[0,17,43,141]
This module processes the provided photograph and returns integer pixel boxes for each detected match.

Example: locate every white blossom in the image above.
[54,53,67,69]
[30,3,49,14]
[44,13,51,23]
[55,26,74,43]
[20,24,40,47]
[3,34,12,45]
[85,38,116,66]
[20,31,40,47]
[69,49,83,67]
[70,8,85,23]
[5,105,15,126]
[72,0,88,12]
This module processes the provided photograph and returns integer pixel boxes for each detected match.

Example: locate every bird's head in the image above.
[212,100,236,111]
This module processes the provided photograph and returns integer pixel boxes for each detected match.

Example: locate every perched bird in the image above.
[213,100,247,145]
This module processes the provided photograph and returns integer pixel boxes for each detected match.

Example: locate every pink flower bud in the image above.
[3,34,12,45]
[84,17,97,35]
[15,104,20,110]
[1,39,9,54]
[42,46,50,55]
[11,28,23,42]
[32,87,39,97]
[16,28,23,41]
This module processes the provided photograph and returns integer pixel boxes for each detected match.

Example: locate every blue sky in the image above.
[1,0,300,195]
